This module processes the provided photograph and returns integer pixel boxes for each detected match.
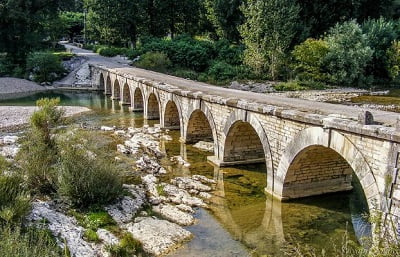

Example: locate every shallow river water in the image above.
[0,90,372,257]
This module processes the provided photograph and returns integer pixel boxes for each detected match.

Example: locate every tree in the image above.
[0,0,60,65]
[239,0,300,79]
[85,0,144,46]
[362,18,400,82]
[324,20,374,87]
[204,0,243,42]
[292,38,329,81]
[387,40,400,81]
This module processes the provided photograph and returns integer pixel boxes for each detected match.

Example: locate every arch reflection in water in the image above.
[164,131,371,257]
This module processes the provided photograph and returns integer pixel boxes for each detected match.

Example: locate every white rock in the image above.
[2,135,19,145]
[193,141,214,152]
[176,204,195,214]
[97,229,119,246]
[117,144,130,154]
[136,155,166,174]
[105,192,145,225]
[198,192,212,199]
[171,177,211,192]
[170,156,190,167]
[153,204,195,226]
[160,135,172,141]
[125,217,192,256]
[163,184,206,207]
[192,175,216,184]
[101,126,114,131]
[0,146,20,158]
[28,201,97,257]
[114,130,126,136]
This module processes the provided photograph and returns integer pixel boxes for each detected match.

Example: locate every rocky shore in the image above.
[2,123,217,257]
[0,77,48,100]
[0,106,91,132]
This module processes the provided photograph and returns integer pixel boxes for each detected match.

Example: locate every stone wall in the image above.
[92,65,400,232]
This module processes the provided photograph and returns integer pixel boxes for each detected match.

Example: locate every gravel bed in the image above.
[0,77,48,100]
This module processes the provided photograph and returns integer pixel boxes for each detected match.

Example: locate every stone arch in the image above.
[121,83,131,105]
[99,73,105,91]
[105,75,112,95]
[146,92,160,120]
[185,104,218,154]
[220,111,274,170]
[112,79,121,100]
[274,127,380,211]
[162,99,182,130]
[133,87,144,111]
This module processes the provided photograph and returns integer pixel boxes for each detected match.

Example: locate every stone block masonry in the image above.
[90,64,400,235]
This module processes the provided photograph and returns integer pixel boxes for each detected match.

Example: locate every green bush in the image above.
[26,52,65,83]
[0,226,63,257]
[53,51,74,61]
[97,47,126,57]
[83,211,116,230]
[57,134,123,208]
[17,98,64,195]
[0,156,30,226]
[214,39,243,65]
[362,18,400,82]
[106,233,141,257]
[292,38,329,81]
[324,20,374,87]
[84,229,100,242]
[275,81,307,91]
[387,40,400,81]
[135,52,172,72]
[206,61,238,82]
[171,69,199,80]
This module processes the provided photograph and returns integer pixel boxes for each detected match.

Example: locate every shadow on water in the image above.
[1,90,372,257]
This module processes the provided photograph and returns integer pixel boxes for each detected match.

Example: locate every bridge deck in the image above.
[68,44,399,127]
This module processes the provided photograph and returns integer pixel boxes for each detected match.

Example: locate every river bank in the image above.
[0,106,91,132]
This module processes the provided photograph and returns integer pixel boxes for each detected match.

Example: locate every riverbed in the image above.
[0,90,372,256]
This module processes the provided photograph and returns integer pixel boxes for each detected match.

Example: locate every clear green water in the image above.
[0,90,371,257]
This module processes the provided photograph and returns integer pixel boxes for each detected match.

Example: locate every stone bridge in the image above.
[90,64,400,230]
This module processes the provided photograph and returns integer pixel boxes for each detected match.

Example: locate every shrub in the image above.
[17,98,64,195]
[206,61,238,82]
[0,226,63,257]
[106,233,142,257]
[387,40,400,81]
[0,157,30,226]
[292,38,329,81]
[53,52,74,61]
[214,39,244,65]
[324,20,374,87]
[275,81,307,91]
[97,47,126,57]
[362,18,399,82]
[26,52,65,83]
[84,229,100,243]
[135,52,172,72]
[83,211,115,230]
[57,133,123,208]
[171,69,199,80]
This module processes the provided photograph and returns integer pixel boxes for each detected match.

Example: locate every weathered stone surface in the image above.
[97,229,120,246]
[105,186,145,224]
[175,204,195,214]
[117,144,130,154]
[125,217,192,256]
[171,177,211,192]
[163,184,206,207]
[136,155,167,174]
[170,156,190,167]
[1,135,19,145]
[192,175,216,185]
[192,141,214,152]
[101,125,115,131]
[28,201,97,257]
[153,203,195,226]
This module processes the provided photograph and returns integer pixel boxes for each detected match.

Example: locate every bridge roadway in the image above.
[67,44,399,126]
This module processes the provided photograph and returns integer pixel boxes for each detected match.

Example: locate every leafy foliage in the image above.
[240,0,300,79]
[26,52,65,83]
[324,20,374,87]
[387,40,400,80]
[135,52,172,72]
[57,132,123,208]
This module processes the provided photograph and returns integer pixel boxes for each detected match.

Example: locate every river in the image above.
[0,90,372,257]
